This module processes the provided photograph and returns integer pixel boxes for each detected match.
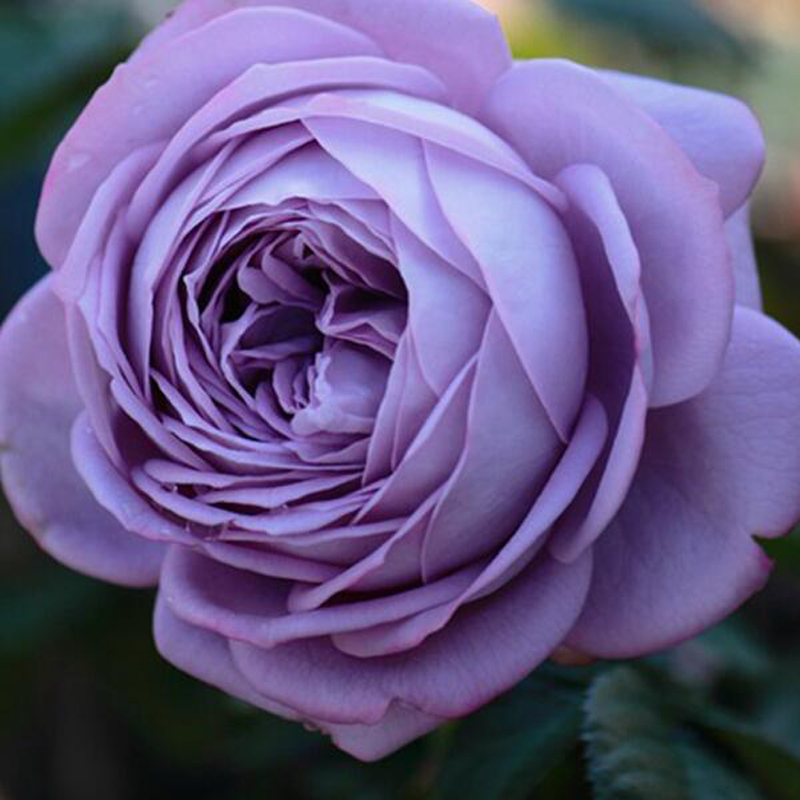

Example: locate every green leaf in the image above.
[435,672,585,800]
[549,0,749,58]
[584,666,762,800]
[675,735,761,800]
[0,6,137,165]
[695,715,800,800]
[0,565,111,657]
[585,667,684,800]
[760,527,800,578]
[0,8,123,113]
[755,662,800,750]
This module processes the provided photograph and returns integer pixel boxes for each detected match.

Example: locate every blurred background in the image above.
[1,1,799,798]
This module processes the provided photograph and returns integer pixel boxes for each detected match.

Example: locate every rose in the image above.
[2,0,800,762]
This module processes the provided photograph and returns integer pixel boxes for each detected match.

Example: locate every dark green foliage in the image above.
[696,716,800,800]
[0,5,138,167]
[550,0,750,59]
[435,670,586,800]
[584,667,763,800]
[761,527,800,579]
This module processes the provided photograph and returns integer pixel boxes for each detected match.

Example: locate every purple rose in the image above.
[3,0,800,761]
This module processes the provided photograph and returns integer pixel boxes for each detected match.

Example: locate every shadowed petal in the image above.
[547,164,650,562]
[71,415,195,546]
[324,704,444,762]
[153,594,298,714]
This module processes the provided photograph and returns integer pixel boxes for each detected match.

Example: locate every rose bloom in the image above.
[2,0,800,761]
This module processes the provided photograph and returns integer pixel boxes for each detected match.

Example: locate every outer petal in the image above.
[160,546,482,649]
[324,704,444,762]
[725,202,763,309]
[153,594,295,714]
[481,60,733,408]
[136,0,512,113]
[36,6,381,268]
[127,60,450,241]
[70,415,195,546]
[230,551,591,723]
[0,278,164,586]
[153,596,444,761]
[599,70,764,217]
[568,308,800,657]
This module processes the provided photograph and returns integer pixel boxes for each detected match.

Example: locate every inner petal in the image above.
[292,342,391,437]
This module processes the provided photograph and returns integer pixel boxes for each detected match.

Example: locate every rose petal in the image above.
[292,342,389,436]
[53,144,161,302]
[362,335,414,482]
[360,353,476,521]
[425,142,588,440]
[229,551,591,724]
[0,278,164,586]
[599,69,764,217]
[481,59,733,408]
[37,6,381,267]
[70,414,194,545]
[304,114,483,284]
[304,89,564,208]
[547,164,650,562]
[220,143,378,211]
[334,395,606,658]
[161,546,483,647]
[153,594,299,715]
[392,218,489,395]
[568,308,800,657]
[421,312,562,581]
[288,491,440,609]
[154,595,442,761]
[127,57,448,236]
[324,704,443,762]
[725,202,763,309]
[135,0,512,113]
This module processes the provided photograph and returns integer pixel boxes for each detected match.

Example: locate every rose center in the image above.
[178,217,406,446]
